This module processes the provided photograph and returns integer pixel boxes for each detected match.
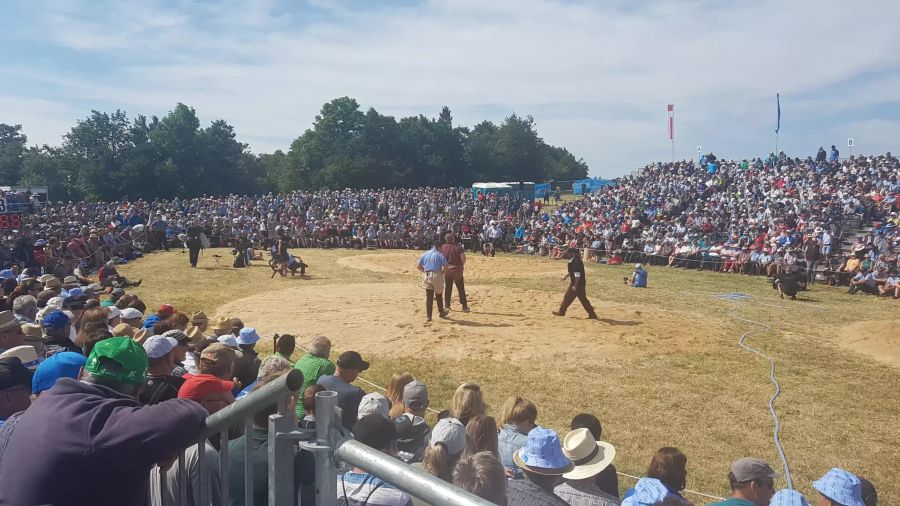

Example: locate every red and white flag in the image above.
[667,104,675,140]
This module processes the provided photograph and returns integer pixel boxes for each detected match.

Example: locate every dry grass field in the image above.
[119,247,900,503]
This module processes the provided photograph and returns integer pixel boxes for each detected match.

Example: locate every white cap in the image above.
[217,334,239,348]
[430,418,466,455]
[46,297,64,310]
[142,335,178,359]
[635,263,643,269]
[106,306,121,320]
[120,308,143,320]
[357,392,391,420]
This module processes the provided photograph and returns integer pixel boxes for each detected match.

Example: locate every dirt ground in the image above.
[214,282,721,363]
[337,250,564,281]
[837,320,900,367]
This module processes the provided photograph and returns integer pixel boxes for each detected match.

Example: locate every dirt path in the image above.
[214,282,719,363]
[836,320,900,367]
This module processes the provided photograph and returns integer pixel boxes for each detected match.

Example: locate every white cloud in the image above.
[8,0,900,176]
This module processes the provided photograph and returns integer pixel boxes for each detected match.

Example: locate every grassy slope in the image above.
[119,248,899,502]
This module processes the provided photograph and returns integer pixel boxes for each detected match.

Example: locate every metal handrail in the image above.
[201,369,303,439]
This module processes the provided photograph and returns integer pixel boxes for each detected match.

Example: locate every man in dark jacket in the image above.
[0,336,207,506]
[553,248,599,319]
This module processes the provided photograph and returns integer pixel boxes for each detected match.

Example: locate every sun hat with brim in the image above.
[771,489,810,506]
[84,336,148,385]
[62,276,79,288]
[621,477,669,506]
[813,468,865,506]
[0,311,20,331]
[0,357,33,391]
[111,323,136,338]
[209,316,232,332]
[132,328,150,345]
[560,428,616,480]
[32,351,85,394]
[44,277,61,289]
[237,327,260,345]
[190,311,208,324]
[185,326,204,343]
[513,426,574,475]
[0,345,42,370]
[38,274,54,284]
[21,323,42,339]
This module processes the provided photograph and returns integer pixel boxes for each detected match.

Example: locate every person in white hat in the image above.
[554,428,619,506]
[120,307,143,328]
[139,335,184,405]
[629,263,648,288]
[357,392,391,420]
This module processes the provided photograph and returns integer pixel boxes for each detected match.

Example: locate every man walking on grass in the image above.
[417,241,448,322]
[554,248,598,320]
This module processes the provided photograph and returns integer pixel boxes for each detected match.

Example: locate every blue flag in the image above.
[775,93,781,134]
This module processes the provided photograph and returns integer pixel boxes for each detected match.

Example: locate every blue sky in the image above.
[2,0,900,177]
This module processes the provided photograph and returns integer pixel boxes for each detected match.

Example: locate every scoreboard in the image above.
[0,213,22,229]
[0,198,22,229]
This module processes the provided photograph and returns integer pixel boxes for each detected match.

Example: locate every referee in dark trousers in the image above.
[440,233,470,313]
[553,247,598,319]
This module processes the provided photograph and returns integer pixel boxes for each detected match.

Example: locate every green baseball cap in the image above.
[84,337,148,385]
[100,300,115,308]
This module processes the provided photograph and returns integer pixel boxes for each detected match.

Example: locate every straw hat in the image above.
[0,345,42,369]
[190,311,208,325]
[21,323,42,339]
[0,311,20,331]
[560,428,616,480]
[209,316,231,332]
[185,326,205,343]
[132,328,150,345]
[111,323,136,338]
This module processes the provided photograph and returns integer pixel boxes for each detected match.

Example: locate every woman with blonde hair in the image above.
[386,372,414,419]
[451,382,486,426]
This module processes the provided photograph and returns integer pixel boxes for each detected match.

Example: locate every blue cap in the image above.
[621,478,669,506]
[67,287,84,297]
[0,269,15,280]
[142,314,161,329]
[771,489,810,506]
[42,310,70,330]
[813,468,864,506]
[32,352,86,394]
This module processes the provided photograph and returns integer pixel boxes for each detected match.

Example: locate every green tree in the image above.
[0,124,27,184]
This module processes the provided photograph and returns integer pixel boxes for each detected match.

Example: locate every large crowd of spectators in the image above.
[2,150,898,297]
[0,149,893,504]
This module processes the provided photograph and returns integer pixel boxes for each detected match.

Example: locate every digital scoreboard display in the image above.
[0,213,23,229]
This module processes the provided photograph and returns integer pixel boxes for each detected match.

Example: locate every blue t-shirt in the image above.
[417,248,447,272]
[632,268,647,288]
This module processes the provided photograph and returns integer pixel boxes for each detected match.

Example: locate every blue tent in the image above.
[572,178,614,194]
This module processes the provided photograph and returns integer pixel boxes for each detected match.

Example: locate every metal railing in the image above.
[162,369,492,506]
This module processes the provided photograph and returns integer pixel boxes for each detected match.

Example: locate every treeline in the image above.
[0,97,588,201]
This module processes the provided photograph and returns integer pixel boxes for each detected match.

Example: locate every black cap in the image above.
[0,357,33,391]
[353,414,397,450]
[336,351,369,371]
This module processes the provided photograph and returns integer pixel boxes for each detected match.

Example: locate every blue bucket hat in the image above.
[621,478,669,506]
[237,327,260,345]
[32,351,86,394]
[813,468,864,506]
[512,426,573,475]
[771,489,810,506]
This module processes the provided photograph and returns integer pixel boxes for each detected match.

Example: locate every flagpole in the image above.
[671,107,675,163]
